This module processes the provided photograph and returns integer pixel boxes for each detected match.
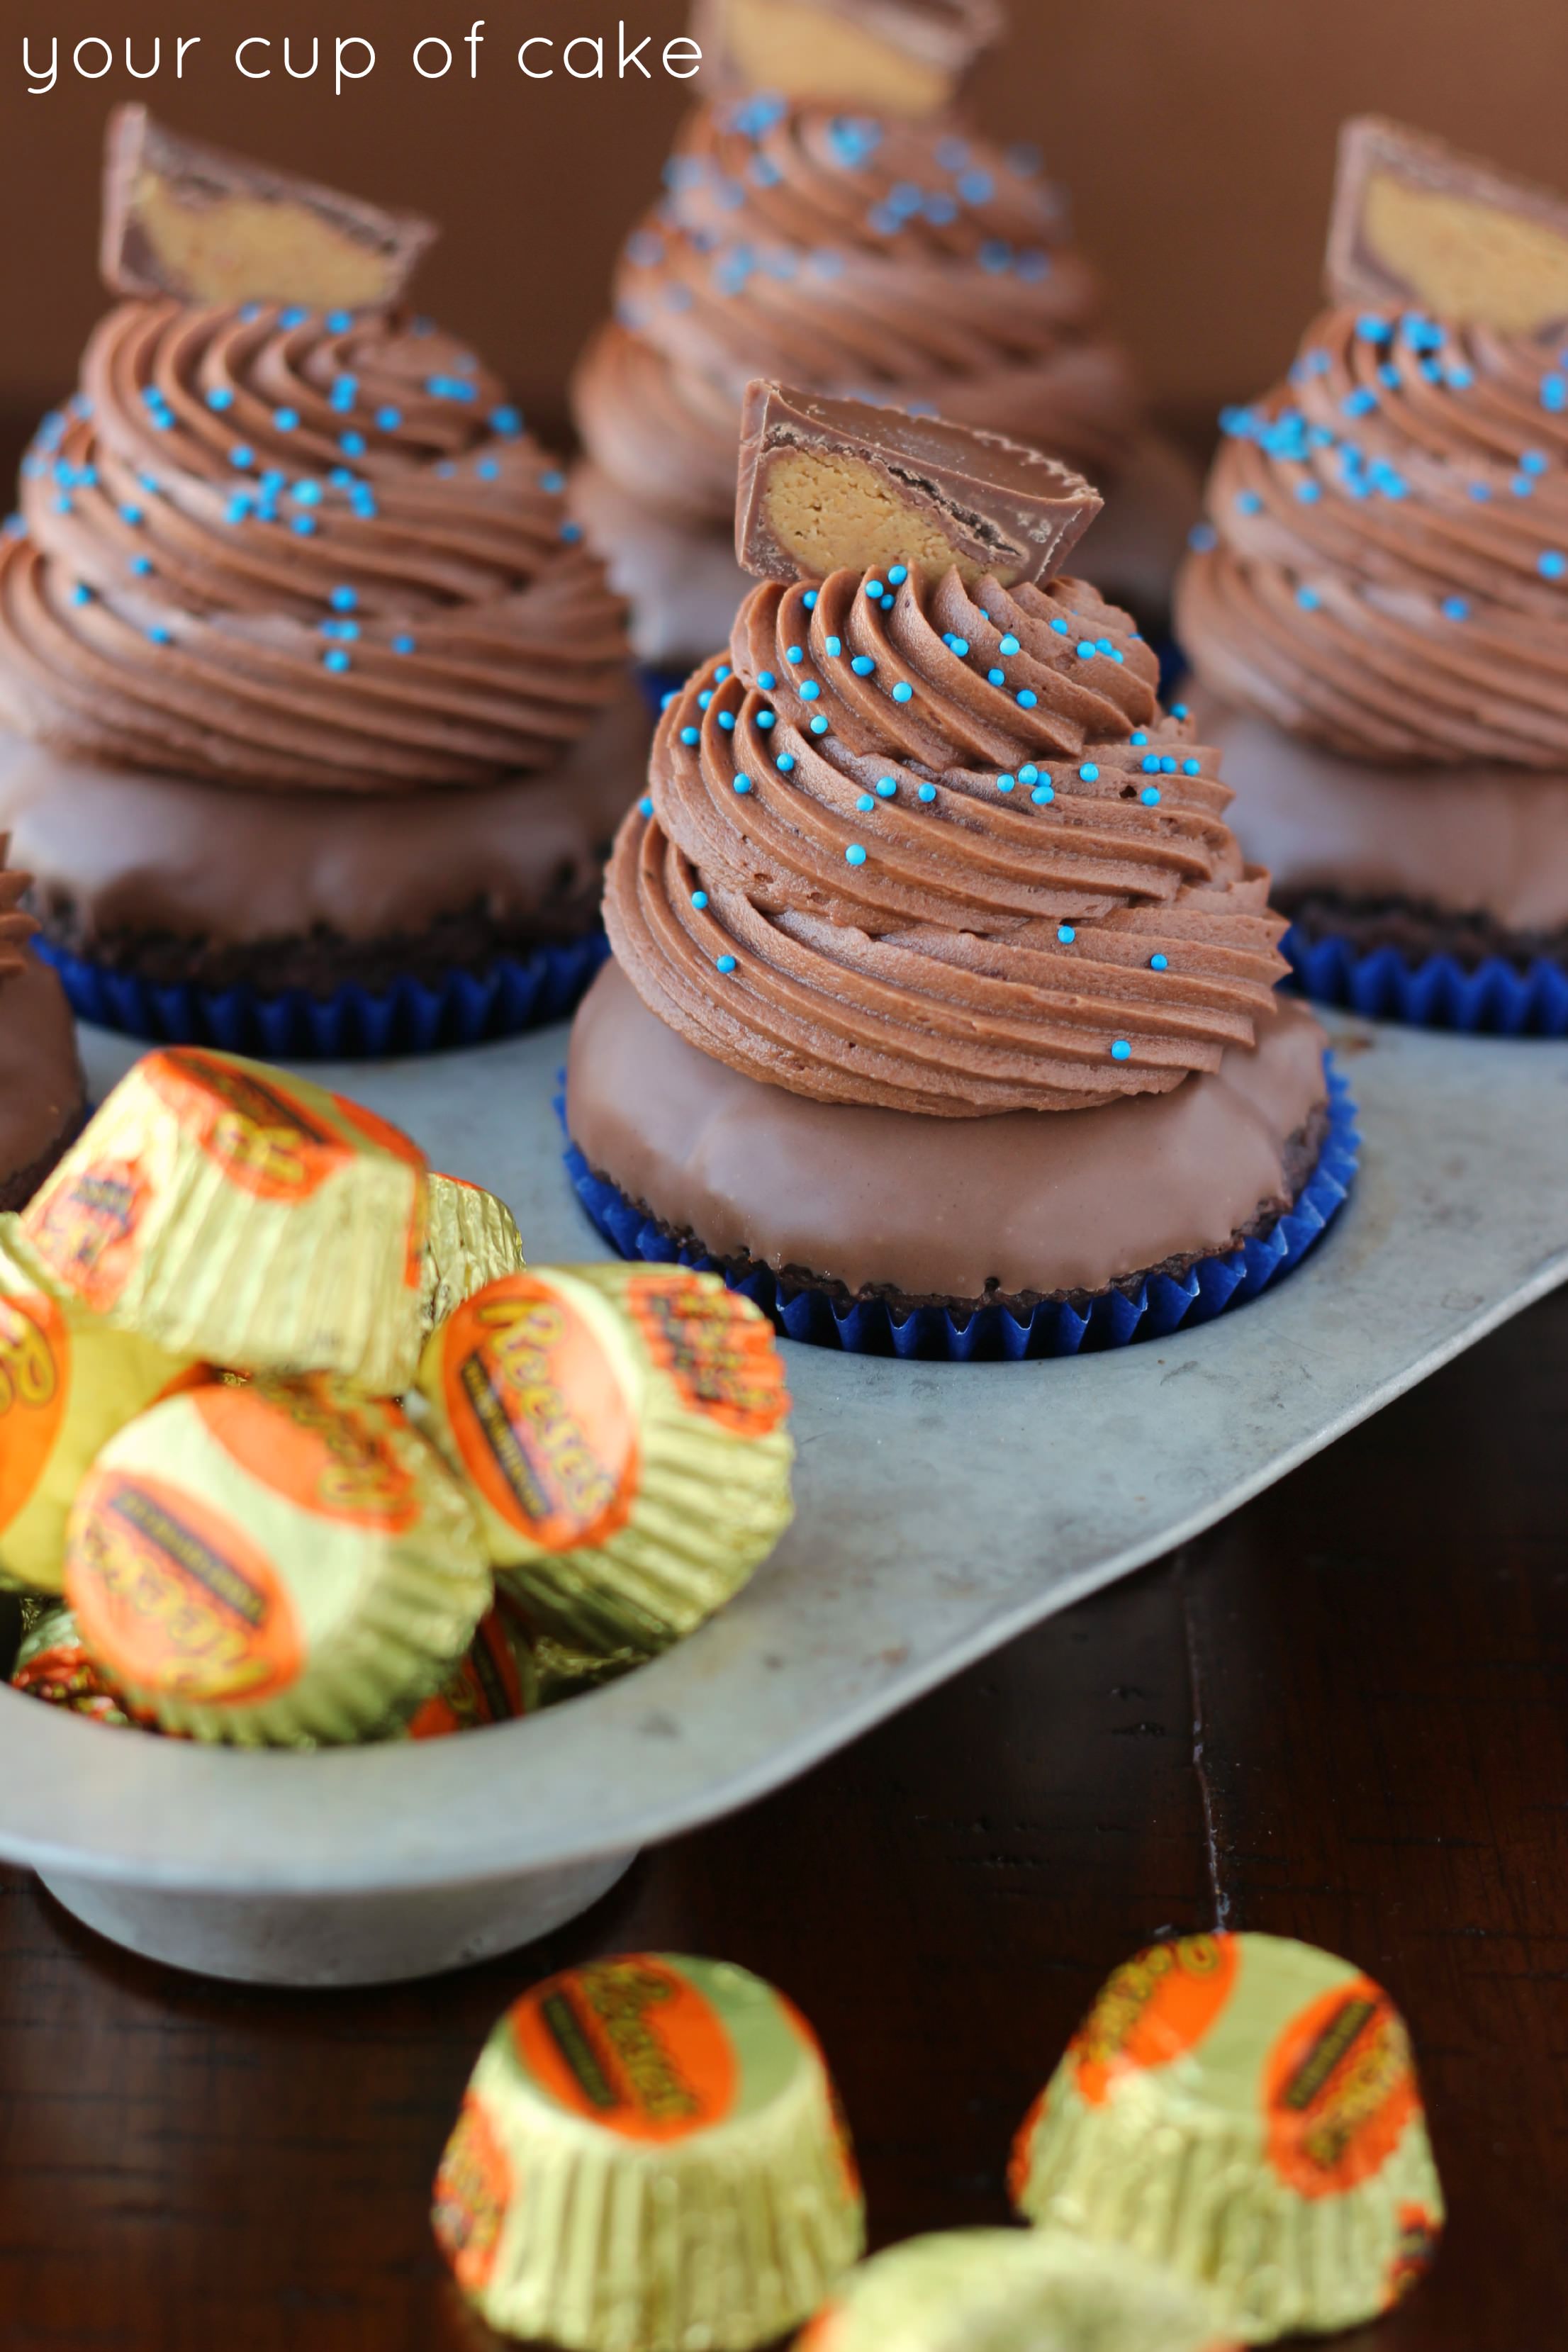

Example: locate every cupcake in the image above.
[0,835,84,1210]
[0,109,642,1058]
[1177,118,1568,1031]
[565,386,1353,1360]
[571,0,1197,669]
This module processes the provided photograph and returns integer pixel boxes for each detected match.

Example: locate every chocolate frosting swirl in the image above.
[0,833,35,982]
[573,96,1138,528]
[0,301,629,793]
[1178,304,1568,767]
[605,568,1286,1116]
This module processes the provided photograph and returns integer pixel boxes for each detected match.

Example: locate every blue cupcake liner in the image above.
[1284,922,1568,1037]
[561,1055,1359,1362]
[35,927,610,1061]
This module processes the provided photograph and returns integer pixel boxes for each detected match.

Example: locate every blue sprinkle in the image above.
[639,795,654,817]
[330,586,358,612]
[918,782,937,802]
[329,469,357,489]
[561,521,583,544]
[987,667,1005,686]
[1019,765,1039,784]
[1172,702,1189,719]
[1096,639,1114,654]
[786,646,805,663]
[757,711,776,730]
[120,503,144,527]
[680,725,701,744]
[1297,585,1321,610]
[292,481,323,507]
[1131,732,1149,745]
[810,715,829,734]
[717,955,737,974]
[1182,758,1201,775]
[1357,313,1392,342]
[803,590,818,610]
[279,306,309,330]
[291,515,317,536]
[887,565,909,585]
[997,774,1016,793]
[1017,689,1038,709]
[340,432,367,457]
[857,793,875,812]
[776,753,796,771]
[1542,373,1568,413]
[376,406,402,431]
[1076,640,1097,659]
[239,303,263,323]
[1057,924,1075,944]
[866,580,885,600]
[1078,762,1099,781]
[1541,551,1567,579]
[1342,387,1378,418]
[326,310,353,332]
[892,681,914,702]
[716,666,732,683]
[230,446,255,470]
[1468,480,1491,501]
[476,458,500,482]
[323,648,352,672]
[758,671,777,690]
[692,890,708,909]
[1441,596,1469,622]
[845,844,867,866]
[1150,953,1169,971]
[698,690,713,709]
[1160,756,1177,773]
[206,386,235,413]
[1522,449,1550,475]
[1296,481,1321,503]
[876,777,897,797]
[718,710,737,730]
[825,635,843,657]
[1110,1040,1132,1061]
[331,379,358,414]
[1141,786,1161,806]
[1236,491,1262,515]
[1141,754,1162,773]
[224,495,251,524]
[541,471,566,494]
[274,408,299,432]
[999,633,1020,656]
[734,773,752,793]
[130,554,152,576]
[1051,617,1070,634]
[1031,782,1054,805]
[147,625,172,644]
[1513,475,1535,498]
[948,637,970,658]
[69,583,92,606]
[799,681,821,701]
[851,654,876,676]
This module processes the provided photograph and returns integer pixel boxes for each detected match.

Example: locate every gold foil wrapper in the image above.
[1,1216,202,1594]
[433,1953,864,2351]
[401,1602,539,1738]
[21,1048,427,1394]
[64,1375,491,1745]
[420,1172,526,1335]
[795,2230,1236,2352]
[11,1601,145,1730]
[1009,1932,1445,2342]
[414,1265,794,1657]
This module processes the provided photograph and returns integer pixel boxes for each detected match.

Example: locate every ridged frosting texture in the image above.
[0,301,629,793]
[573,93,1138,526]
[1179,303,1568,767]
[606,566,1287,1116]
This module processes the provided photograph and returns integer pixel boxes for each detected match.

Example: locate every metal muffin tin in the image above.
[0,1014,1562,1985]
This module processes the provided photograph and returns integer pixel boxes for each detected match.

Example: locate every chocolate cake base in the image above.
[1,953,86,1211]
[565,963,1345,1351]
[0,691,648,1001]
[1282,890,1568,976]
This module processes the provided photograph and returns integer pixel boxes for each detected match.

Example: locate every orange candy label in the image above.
[68,1467,305,1705]
[625,1272,788,1440]
[408,1609,527,1740]
[442,1278,638,1551]
[432,2094,511,2292]
[23,1157,153,1312]
[1386,2202,1443,2303]
[0,1287,68,1530]
[1263,1976,1418,2198]
[510,1957,739,2141]
[194,1380,420,1532]
[1073,1933,1239,2106]
[145,1051,352,1204]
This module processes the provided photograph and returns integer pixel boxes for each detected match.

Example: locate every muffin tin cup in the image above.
[35,930,610,1061]
[562,1058,1360,1363]
[1284,924,1568,1037]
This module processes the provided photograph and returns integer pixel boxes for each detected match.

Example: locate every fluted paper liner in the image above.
[401,1602,539,1738]
[64,1377,491,1746]
[420,1173,527,1335]
[1,1217,202,1594]
[1009,1932,1445,2342]
[433,1952,864,2351]
[21,1048,427,1393]
[415,1265,793,1657]
[10,1601,145,1729]
[795,2229,1236,2352]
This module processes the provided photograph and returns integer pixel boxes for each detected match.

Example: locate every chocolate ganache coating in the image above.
[605,566,1287,1116]
[573,96,1138,529]
[1177,304,1568,767]
[0,301,628,793]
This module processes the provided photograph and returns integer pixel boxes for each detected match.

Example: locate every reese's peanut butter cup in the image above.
[1,1218,203,1594]
[433,1953,863,2351]
[10,1601,145,1730]
[420,1173,527,1335]
[795,2230,1236,2352]
[414,1265,793,1657]
[1009,1931,1445,2342]
[64,1374,491,1745]
[402,1602,539,1739]
[21,1048,427,1393]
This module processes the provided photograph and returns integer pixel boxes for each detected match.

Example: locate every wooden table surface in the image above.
[1,1284,1562,2352]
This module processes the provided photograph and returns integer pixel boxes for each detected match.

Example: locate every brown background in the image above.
[2,0,1567,450]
